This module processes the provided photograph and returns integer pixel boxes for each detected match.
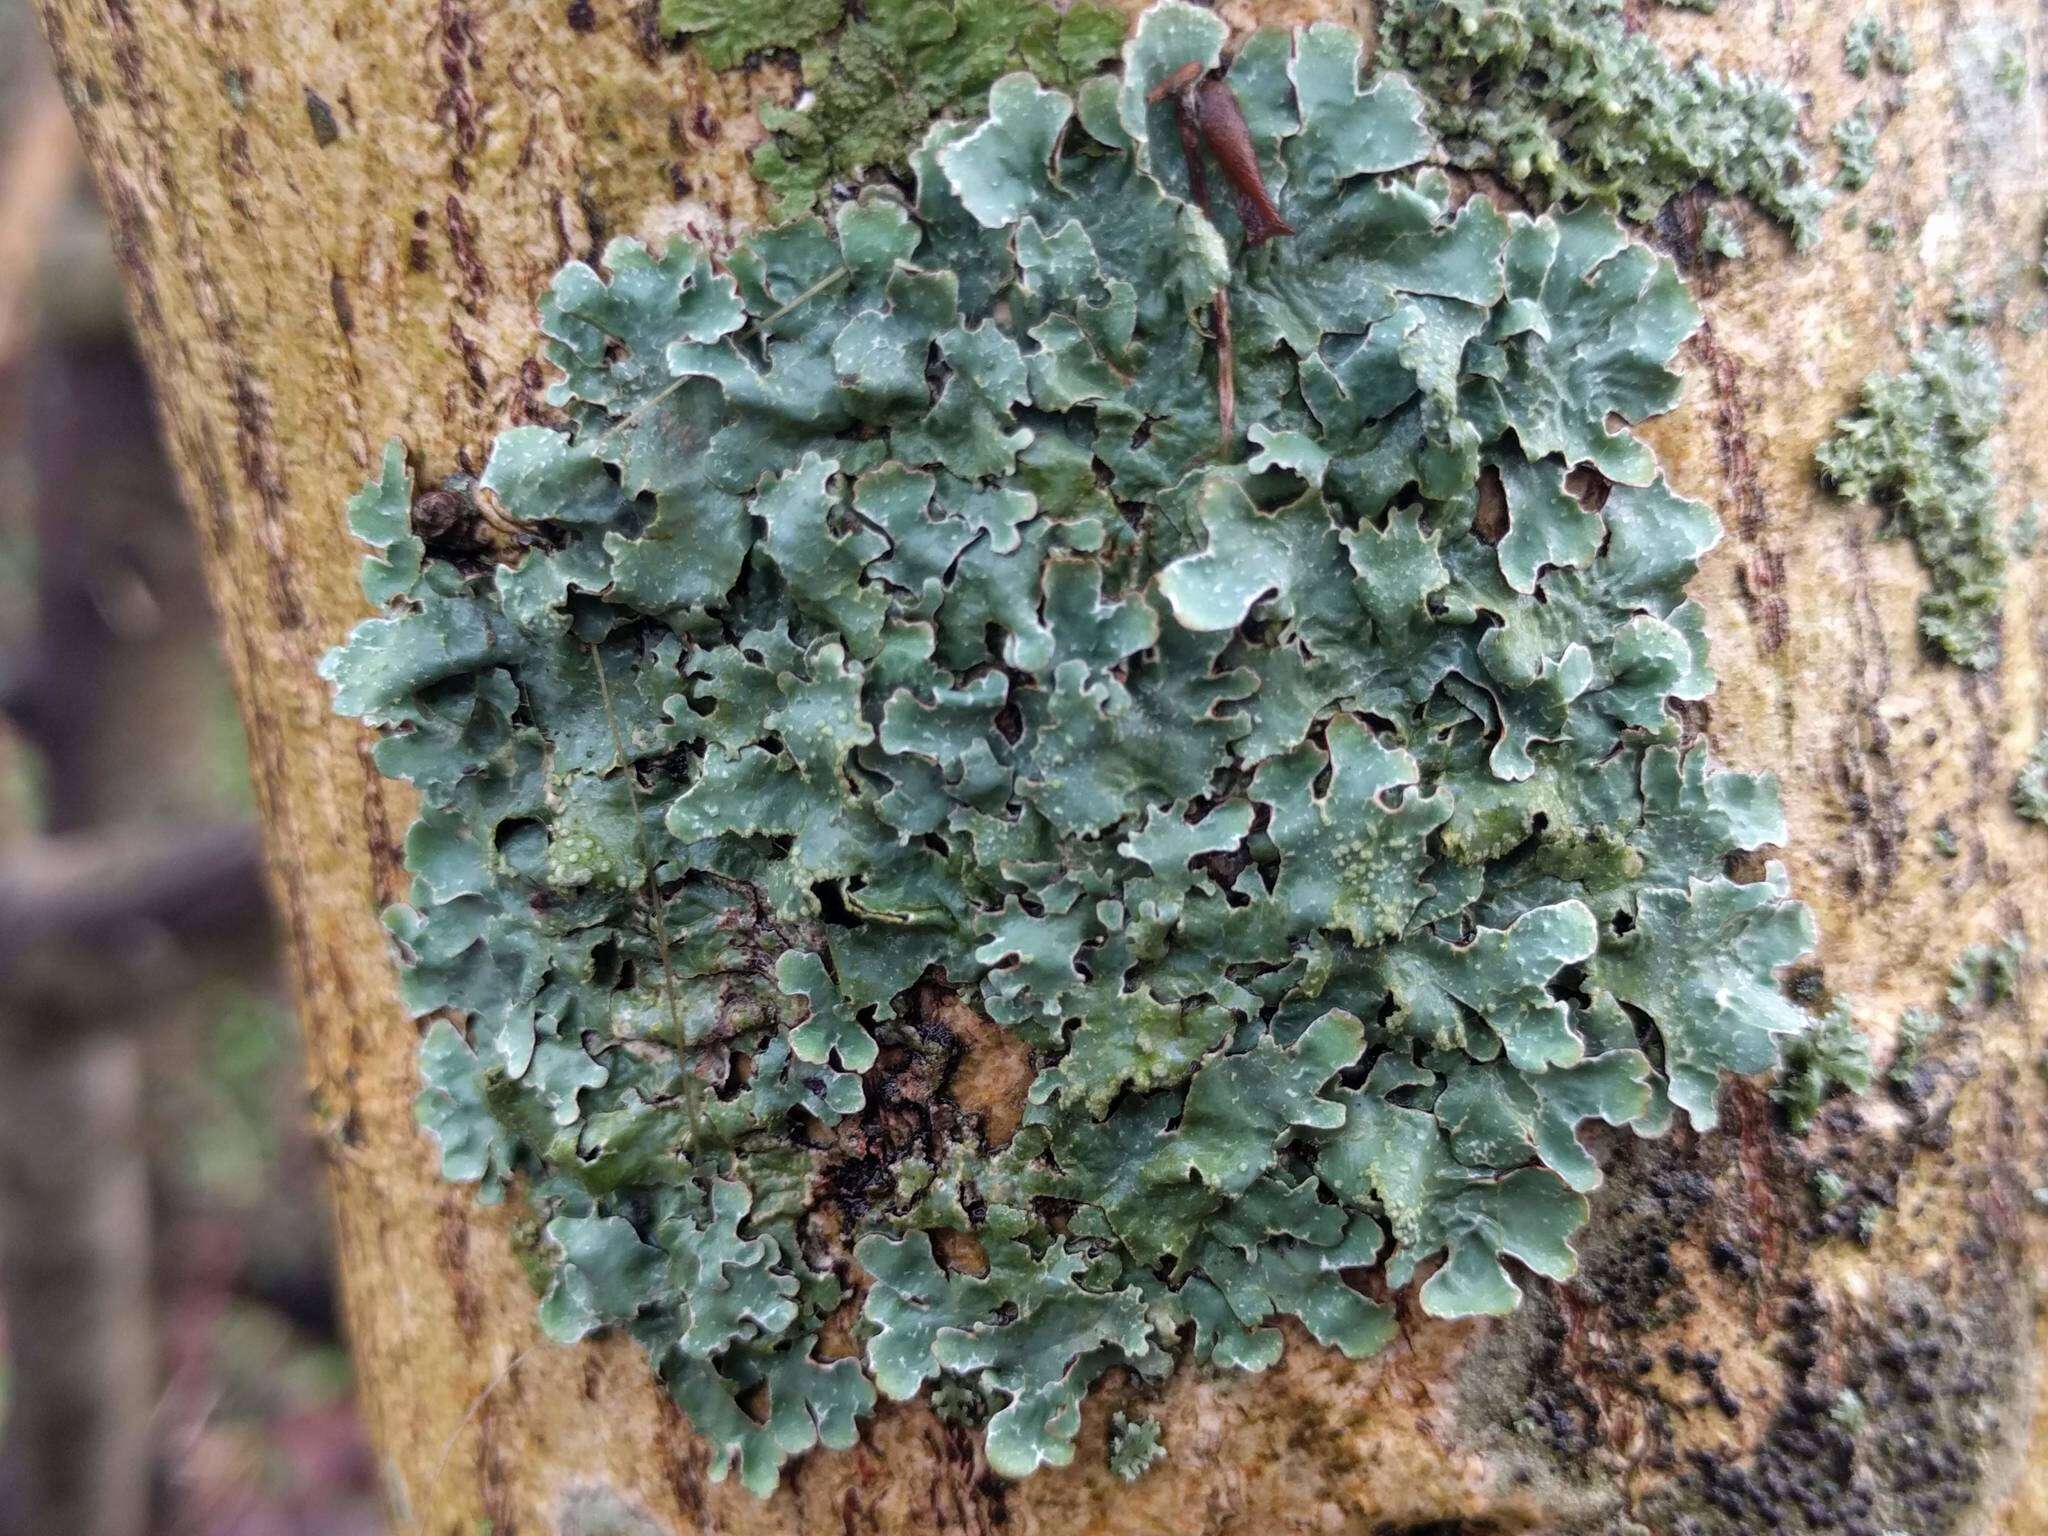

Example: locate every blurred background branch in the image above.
[0,51,73,374]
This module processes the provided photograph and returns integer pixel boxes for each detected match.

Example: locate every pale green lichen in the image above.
[1996,45,2027,101]
[1888,1005,1938,1083]
[1107,1411,1165,1480]
[2016,733,2048,825]
[1843,18,1878,76]
[1833,109,1879,192]
[325,5,1815,1494]
[1950,291,1996,329]
[1377,0,1829,249]
[1772,1004,1872,1134]
[2013,503,2040,557]
[1701,209,1746,261]
[1831,1387,1869,1432]
[1948,932,2027,1009]
[930,1379,987,1426]
[1844,16,1912,79]
[1817,330,2007,669]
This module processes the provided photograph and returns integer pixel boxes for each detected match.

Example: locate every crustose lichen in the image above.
[2015,732,2048,826]
[324,3,1816,1495]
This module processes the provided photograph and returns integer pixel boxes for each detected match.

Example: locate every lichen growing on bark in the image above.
[1376,0,1830,248]
[1832,108,1879,191]
[660,0,846,69]
[675,0,1128,217]
[2016,732,2048,825]
[1107,1411,1166,1480]
[1843,15,1913,79]
[325,3,1816,1496]
[1817,330,2007,669]
[1772,1004,1873,1133]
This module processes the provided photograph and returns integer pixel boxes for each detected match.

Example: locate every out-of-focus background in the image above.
[0,4,381,1532]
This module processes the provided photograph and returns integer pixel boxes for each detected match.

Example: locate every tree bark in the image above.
[30,0,2048,1531]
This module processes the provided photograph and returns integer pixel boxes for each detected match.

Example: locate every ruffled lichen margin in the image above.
[322,3,1816,1498]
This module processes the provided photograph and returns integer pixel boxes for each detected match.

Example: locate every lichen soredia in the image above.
[322,1,1816,1497]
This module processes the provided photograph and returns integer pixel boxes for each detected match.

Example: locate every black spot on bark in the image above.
[303,87,340,146]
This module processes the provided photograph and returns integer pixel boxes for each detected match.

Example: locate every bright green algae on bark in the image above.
[324,3,1816,1496]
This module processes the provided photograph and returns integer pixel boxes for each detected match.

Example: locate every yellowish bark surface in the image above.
[32,0,2048,1529]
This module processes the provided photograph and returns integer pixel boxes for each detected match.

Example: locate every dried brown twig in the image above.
[1153,64,1293,452]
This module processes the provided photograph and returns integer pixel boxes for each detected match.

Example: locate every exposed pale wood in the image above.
[29,0,2048,1530]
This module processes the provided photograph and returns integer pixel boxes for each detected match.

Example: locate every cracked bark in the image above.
[29,0,2048,1531]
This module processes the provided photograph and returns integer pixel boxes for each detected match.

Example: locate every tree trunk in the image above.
[30,0,2048,1531]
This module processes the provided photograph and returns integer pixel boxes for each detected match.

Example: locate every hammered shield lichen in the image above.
[323,2,1814,1496]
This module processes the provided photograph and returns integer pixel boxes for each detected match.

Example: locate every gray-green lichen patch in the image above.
[1948,931,2029,1010]
[1772,1004,1872,1134]
[2013,502,2040,556]
[1843,15,1912,80]
[2016,732,2048,825]
[1377,0,1829,249]
[1887,1005,1938,1084]
[325,3,1816,1496]
[1700,209,1745,261]
[1832,110,1879,192]
[1817,330,2007,669]
[1996,45,2027,101]
[1107,1411,1164,1481]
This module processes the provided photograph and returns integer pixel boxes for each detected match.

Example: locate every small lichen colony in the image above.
[2015,732,2048,825]
[1818,331,2008,669]
[325,5,1816,1496]
[1376,0,1829,248]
